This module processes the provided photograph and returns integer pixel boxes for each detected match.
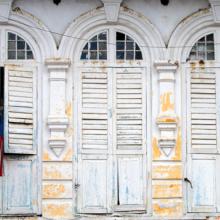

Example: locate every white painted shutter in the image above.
[77,68,111,213]
[187,68,220,213]
[113,68,146,211]
[4,66,36,154]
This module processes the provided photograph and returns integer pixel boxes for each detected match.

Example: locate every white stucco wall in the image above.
[12,0,210,45]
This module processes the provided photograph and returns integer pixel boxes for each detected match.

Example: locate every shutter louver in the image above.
[190,72,217,153]
[116,70,143,150]
[5,66,36,154]
[81,70,108,150]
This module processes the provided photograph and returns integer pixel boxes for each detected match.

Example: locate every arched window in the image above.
[189,33,215,61]
[81,32,107,60]
[80,31,143,61]
[116,32,142,60]
[7,32,34,60]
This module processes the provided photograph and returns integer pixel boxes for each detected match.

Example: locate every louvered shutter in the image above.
[187,67,220,213]
[4,65,36,154]
[77,68,111,213]
[114,68,146,211]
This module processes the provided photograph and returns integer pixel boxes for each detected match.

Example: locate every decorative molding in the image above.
[101,0,123,22]
[209,0,220,23]
[46,58,71,157]
[0,0,13,22]
[154,60,178,156]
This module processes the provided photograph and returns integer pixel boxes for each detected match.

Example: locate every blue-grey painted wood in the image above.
[3,155,38,214]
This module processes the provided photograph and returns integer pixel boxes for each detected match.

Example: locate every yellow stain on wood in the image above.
[43,151,52,161]
[157,116,178,123]
[65,102,72,119]
[152,164,182,179]
[43,184,65,198]
[153,199,183,217]
[43,203,72,218]
[172,128,182,161]
[152,181,182,199]
[63,148,73,161]
[43,168,62,180]
[160,92,174,113]
[153,137,162,160]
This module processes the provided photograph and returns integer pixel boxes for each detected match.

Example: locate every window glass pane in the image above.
[98,32,107,41]
[117,42,125,50]
[8,51,16,59]
[99,51,107,60]
[17,51,25,59]
[116,32,143,61]
[117,32,125,41]
[117,51,124,60]
[8,33,16,40]
[99,42,107,50]
[135,51,143,60]
[80,32,107,60]
[27,51,34,59]
[8,41,16,50]
[126,51,134,60]
[17,41,25,50]
[90,42,97,50]
[189,34,214,61]
[7,32,34,60]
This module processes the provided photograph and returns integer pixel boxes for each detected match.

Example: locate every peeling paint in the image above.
[63,148,73,161]
[153,199,183,217]
[43,202,72,219]
[153,137,162,160]
[157,116,178,123]
[43,151,52,161]
[152,180,182,198]
[152,164,182,179]
[160,92,174,113]
[65,102,72,118]
[43,183,65,198]
[172,128,182,161]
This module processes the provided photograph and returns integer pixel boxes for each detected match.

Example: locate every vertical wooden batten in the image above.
[45,58,70,157]
[154,61,178,156]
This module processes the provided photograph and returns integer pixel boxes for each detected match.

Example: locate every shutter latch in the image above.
[184,177,193,189]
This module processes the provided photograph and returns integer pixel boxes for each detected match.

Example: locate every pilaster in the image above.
[154,61,178,156]
[45,58,70,157]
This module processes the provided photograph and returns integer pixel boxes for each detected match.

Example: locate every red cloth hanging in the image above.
[0,137,3,176]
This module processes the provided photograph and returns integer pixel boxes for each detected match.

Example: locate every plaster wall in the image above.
[12,0,210,45]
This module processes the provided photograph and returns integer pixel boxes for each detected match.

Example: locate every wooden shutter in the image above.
[4,65,36,154]
[113,68,146,211]
[77,68,111,213]
[3,156,38,214]
[187,67,220,213]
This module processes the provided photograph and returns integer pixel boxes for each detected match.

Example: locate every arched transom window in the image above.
[189,33,215,61]
[80,31,143,61]
[8,32,34,60]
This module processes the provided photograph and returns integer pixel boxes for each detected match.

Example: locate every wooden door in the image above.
[76,67,147,214]
[186,67,220,213]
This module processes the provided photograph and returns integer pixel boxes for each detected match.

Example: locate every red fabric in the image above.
[0,137,3,176]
